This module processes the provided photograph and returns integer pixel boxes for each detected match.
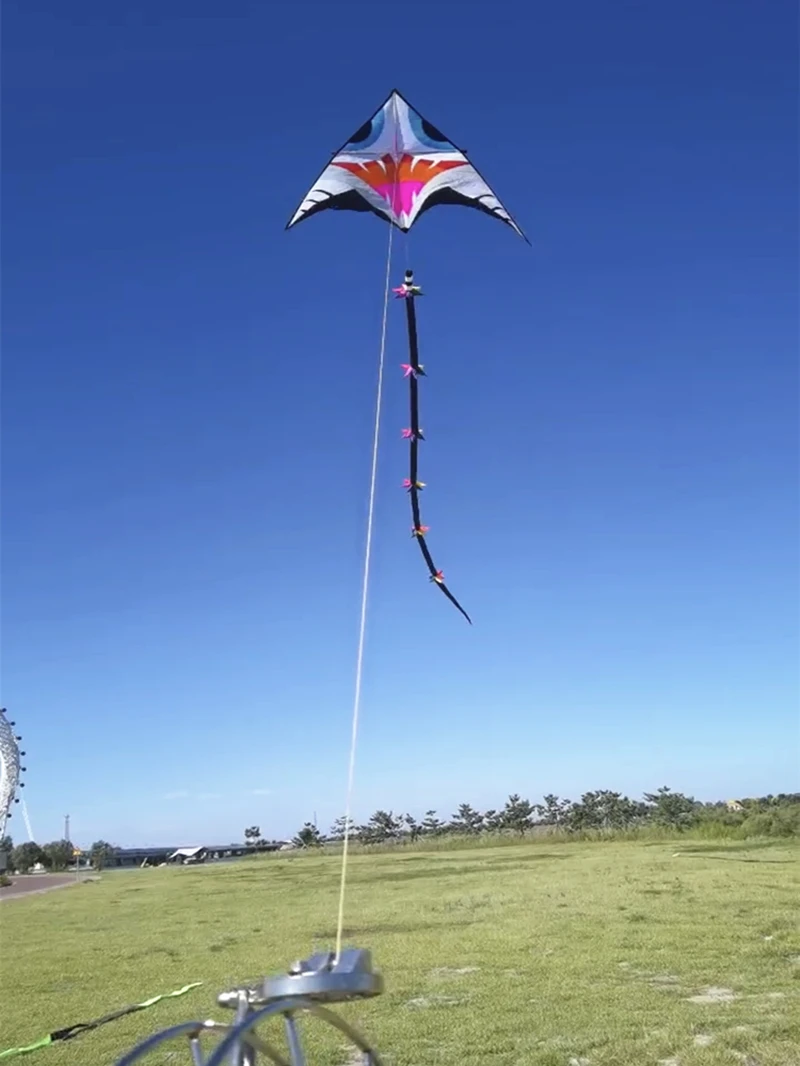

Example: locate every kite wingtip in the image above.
[513,223,532,246]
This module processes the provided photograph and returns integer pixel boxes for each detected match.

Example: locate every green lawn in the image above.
[1,839,798,1065]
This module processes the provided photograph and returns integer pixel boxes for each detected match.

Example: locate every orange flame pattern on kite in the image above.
[333,155,466,218]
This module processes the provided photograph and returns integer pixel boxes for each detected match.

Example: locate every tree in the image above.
[535,794,571,827]
[482,809,503,832]
[293,822,323,848]
[566,790,646,831]
[421,810,445,837]
[328,816,355,841]
[564,793,597,830]
[449,803,484,835]
[11,841,44,873]
[359,810,402,844]
[90,840,117,870]
[403,814,423,842]
[500,794,535,834]
[0,835,11,876]
[244,826,262,846]
[42,840,73,871]
[643,786,698,829]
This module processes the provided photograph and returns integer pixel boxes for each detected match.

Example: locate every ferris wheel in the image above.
[0,708,25,843]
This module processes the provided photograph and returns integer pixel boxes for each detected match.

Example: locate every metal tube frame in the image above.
[117,950,383,1066]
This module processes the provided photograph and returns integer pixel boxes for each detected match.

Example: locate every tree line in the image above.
[0,838,117,875]
[2,789,796,876]
[289,788,800,847]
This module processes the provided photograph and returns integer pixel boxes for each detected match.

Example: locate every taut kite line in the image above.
[287,89,526,620]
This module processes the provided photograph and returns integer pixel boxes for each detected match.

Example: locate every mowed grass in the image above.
[1,839,799,1066]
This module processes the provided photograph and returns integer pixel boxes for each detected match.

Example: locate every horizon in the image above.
[8,782,799,850]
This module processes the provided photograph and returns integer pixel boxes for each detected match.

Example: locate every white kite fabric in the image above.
[286,89,526,240]
[0,709,21,840]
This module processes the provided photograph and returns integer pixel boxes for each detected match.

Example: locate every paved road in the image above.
[0,874,81,901]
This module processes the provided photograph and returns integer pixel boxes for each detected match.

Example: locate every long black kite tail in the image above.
[395,269,472,625]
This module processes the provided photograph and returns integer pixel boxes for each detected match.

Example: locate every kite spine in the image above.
[397,270,471,624]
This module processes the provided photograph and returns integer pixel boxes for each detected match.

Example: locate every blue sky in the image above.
[2,1,797,847]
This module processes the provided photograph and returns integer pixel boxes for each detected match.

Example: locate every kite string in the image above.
[334,220,395,962]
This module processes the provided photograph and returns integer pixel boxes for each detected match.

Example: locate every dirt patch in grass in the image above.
[686,986,737,1004]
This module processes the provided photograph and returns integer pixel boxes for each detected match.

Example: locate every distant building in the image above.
[169,846,207,864]
[101,841,283,868]
[110,846,175,868]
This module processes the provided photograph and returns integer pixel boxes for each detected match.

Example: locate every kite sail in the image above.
[288,90,526,620]
[286,89,526,239]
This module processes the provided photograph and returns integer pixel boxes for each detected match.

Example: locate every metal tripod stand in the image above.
[117,948,384,1066]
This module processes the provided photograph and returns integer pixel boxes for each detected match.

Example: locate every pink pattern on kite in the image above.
[376,181,426,217]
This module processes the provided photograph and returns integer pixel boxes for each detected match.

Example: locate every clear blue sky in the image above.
[2,1,797,847]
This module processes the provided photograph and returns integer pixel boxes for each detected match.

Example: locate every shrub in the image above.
[741,804,800,838]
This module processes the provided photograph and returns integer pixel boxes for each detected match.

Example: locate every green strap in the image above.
[0,982,203,1060]
[134,982,203,1010]
[0,1038,52,1061]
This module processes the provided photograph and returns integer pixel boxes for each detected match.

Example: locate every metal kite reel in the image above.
[117,948,384,1066]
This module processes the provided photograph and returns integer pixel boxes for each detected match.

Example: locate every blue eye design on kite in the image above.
[344,106,385,151]
[408,109,453,151]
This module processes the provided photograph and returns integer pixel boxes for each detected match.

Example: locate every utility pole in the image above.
[64,814,70,844]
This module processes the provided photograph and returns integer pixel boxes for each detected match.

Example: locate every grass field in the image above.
[1,838,798,1065]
